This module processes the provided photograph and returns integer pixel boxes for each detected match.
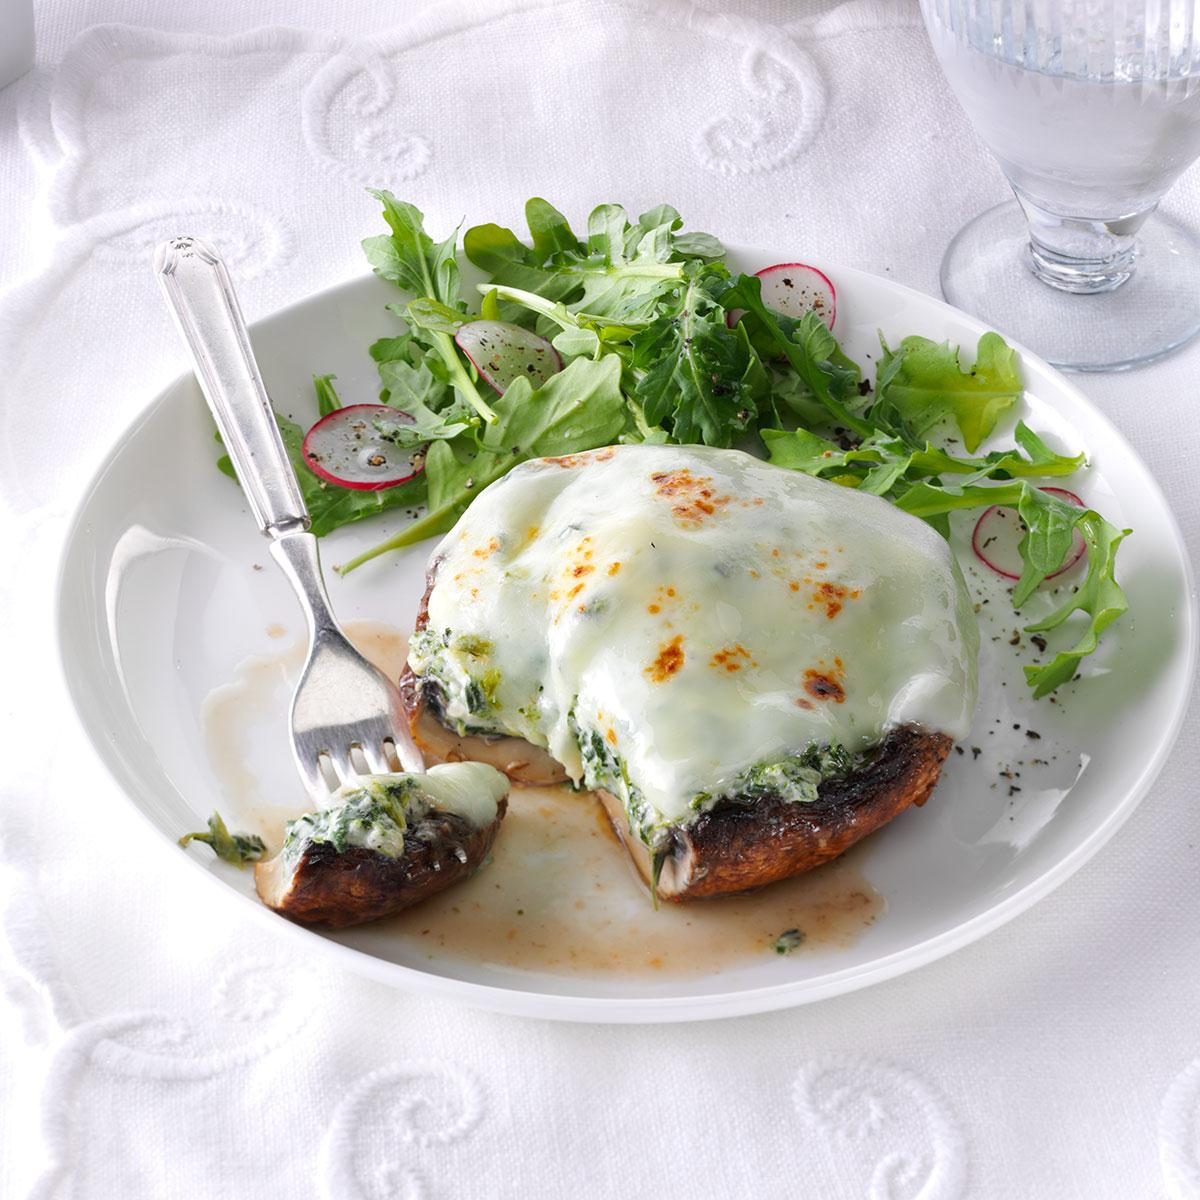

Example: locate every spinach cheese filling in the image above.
[407,444,979,848]
[281,763,508,867]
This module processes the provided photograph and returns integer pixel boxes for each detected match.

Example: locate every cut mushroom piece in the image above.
[254,763,510,928]
[255,804,506,928]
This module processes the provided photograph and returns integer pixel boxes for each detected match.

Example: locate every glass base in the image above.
[940,200,1200,372]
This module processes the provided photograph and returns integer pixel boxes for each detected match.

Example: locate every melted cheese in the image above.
[409,445,978,839]
[282,763,508,865]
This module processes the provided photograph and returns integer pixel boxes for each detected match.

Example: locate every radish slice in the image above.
[972,486,1086,581]
[754,263,836,330]
[302,404,424,491]
[454,320,561,395]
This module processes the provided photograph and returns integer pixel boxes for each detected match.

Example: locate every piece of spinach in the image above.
[178,812,265,867]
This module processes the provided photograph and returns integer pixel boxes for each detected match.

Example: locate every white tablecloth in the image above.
[2,1,1198,1196]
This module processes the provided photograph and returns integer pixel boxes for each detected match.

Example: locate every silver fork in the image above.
[154,236,424,804]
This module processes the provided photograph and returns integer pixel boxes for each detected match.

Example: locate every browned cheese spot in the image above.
[545,446,617,469]
[649,469,732,527]
[807,580,861,620]
[646,584,680,616]
[803,657,846,703]
[645,635,685,683]
[710,644,756,673]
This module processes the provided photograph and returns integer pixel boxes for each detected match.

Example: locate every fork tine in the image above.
[360,741,393,776]
[328,744,357,789]
[292,746,327,802]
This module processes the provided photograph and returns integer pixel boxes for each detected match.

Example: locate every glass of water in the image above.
[921,0,1200,371]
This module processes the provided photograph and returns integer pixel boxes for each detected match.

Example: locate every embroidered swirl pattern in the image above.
[302,49,432,186]
[793,1057,968,1200]
[27,961,319,1198]
[694,44,825,177]
[319,1062,485,1200]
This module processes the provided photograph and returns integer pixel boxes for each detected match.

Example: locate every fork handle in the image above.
[155,236,308,537]
[268,529,342,642]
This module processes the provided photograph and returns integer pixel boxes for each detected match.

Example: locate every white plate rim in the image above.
[55,262,1199,1024]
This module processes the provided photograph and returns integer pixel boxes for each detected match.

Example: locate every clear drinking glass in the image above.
[921,0,1200,371]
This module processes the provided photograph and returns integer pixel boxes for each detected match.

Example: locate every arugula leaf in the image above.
[361,191,497,424]
[672,230,725,259]
[762,420,1085,492]
[464,198,722,325]
[479,288,501,321]
[1024,516,1130,696]
[588,203,629,260]
[375,357,448,411]
[894,481,1092,601]
[369,335,413,365]
[722,274,871,438]
[474,282,650,435]
[313,374,342,417]
[905,423,1084,483]
[362,191,461,307]
[1010,485,1084,604]
[875,331,1021,452]
[374,401,470,449]
[892,479,1130,688]
[1013,423,1082,469]
[479,282,641,349]
[552,325,603,359]
[762,431,911,494]
[369,332,470,428]
[484,273,766,446]
[340,356,628,572]
[572,205,700,320]
[527,197,583,258]
[179,812,265,867]
[760,427,844,472]
[462,221,583,304]
[632,268,766,446]
[405,297,467,336]
[306,475,428,539]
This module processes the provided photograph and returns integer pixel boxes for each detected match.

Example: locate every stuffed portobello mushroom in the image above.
[401,444,978,901]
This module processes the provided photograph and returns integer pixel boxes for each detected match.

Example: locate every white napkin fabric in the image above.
[1,1,1198,1197]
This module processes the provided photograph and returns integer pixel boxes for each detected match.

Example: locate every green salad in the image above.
[216,192,1129,698]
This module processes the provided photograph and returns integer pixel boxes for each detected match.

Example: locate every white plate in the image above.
[57,246,1196,1023]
